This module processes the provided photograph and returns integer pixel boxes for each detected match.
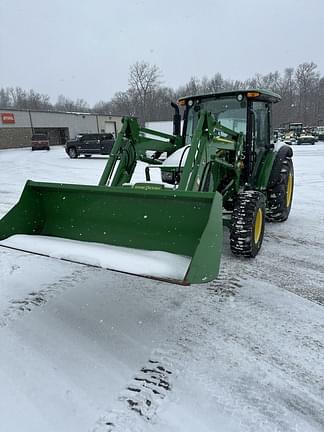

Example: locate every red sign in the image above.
[1,113,15,124]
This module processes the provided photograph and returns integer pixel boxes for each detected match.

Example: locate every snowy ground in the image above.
[0,145,324,432]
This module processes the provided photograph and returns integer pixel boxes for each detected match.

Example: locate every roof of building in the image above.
[0,107,122,117]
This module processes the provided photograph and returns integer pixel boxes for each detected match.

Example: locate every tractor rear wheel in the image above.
[266,157,294,222]
[230,191,266,257]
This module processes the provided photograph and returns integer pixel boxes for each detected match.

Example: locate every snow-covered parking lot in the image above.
[0,144,324,432]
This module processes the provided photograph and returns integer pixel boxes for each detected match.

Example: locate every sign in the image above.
[1,113,15,124]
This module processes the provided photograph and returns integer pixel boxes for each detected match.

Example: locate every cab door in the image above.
[82,134,100,154]
[251,101,271,180]
[100,134,115,154]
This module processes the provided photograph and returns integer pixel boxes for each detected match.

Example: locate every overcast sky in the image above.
[1,0,324,105]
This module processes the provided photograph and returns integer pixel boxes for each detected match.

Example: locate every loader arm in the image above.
[178,111,245,199]
[99,117,182,187]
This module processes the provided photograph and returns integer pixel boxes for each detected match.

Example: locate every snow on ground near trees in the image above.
[0,145,324,432]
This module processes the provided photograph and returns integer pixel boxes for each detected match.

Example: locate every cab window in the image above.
[253,101,270,148]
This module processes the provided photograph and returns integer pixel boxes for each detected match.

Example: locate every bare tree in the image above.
[93,100,113,114]
[92,61,324,127]
[3,60,324,128]
[206,73,225,93]
[55,95,89,112]
[0,88,11,107]
[317,77,324,125]
[295,62,320,124]
[8,87,28,108]
[111,90,137,117]
[176,77,201,98]
[0,87,51,110]
[128,61,161,124]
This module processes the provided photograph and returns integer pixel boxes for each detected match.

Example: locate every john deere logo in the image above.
[134,183,163,191]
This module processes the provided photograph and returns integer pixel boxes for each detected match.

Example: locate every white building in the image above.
[0,108,123,149]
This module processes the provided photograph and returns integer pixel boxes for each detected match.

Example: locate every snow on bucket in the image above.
[0,180,223,284]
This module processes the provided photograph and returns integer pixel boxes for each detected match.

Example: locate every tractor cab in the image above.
[161,89,281,189]
[178,89,281,142]
[175,89,281,184]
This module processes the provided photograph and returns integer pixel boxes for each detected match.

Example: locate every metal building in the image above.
[0,109,123,149]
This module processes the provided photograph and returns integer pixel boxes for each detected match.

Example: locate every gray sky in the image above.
[1,0,324,105]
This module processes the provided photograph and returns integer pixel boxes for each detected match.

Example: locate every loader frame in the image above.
[98,89,280,226]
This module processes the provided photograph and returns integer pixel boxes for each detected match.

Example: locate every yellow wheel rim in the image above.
[254,208,263,244]
[286,173,293,207]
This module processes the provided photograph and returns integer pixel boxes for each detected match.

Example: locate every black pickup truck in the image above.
[65,133,115,158]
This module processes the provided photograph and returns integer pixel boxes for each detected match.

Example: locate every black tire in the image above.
[68,147,78,159]
[230,191,266,258]
[266,157,294,222]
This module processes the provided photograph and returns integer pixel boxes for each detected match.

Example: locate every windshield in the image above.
[185,96,247,144]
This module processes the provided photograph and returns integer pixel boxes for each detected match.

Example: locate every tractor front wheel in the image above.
[230,191,266,258]
[266,157,294,222]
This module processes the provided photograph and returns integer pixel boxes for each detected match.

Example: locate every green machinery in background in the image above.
[0,89,294,284]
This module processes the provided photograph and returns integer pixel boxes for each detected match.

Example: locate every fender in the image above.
[268,145,293,188]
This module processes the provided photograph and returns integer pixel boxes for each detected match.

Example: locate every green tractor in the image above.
[0,89,293,285]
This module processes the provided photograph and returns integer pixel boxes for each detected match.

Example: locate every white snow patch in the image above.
[0,234,190,281]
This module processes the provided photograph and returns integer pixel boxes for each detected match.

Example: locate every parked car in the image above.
[65,133,115,158]
[296,134,316,145]
[317,127,324,141]
[31,132,50,151]
[283,133,297,145]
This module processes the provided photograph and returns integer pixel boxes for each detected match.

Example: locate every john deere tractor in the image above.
[159,89,294,255]
[0,89,293,285]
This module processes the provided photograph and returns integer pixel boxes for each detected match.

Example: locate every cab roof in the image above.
[178,89,281,105]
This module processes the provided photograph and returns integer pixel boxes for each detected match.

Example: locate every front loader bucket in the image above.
[0,180,223,284]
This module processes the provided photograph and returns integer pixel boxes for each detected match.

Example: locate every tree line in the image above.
[0,88,90,114]
[1,61,324,127]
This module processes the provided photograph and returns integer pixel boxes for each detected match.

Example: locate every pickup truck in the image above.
[65,133,115,158]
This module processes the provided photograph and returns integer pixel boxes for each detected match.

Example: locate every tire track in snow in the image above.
[265,233,324,253]
[123,358,172,418]
[207,268,242,300]
[0,267,93,328]
[93,350,176,432]
[230,247,324,306]
[92,266,244,432]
